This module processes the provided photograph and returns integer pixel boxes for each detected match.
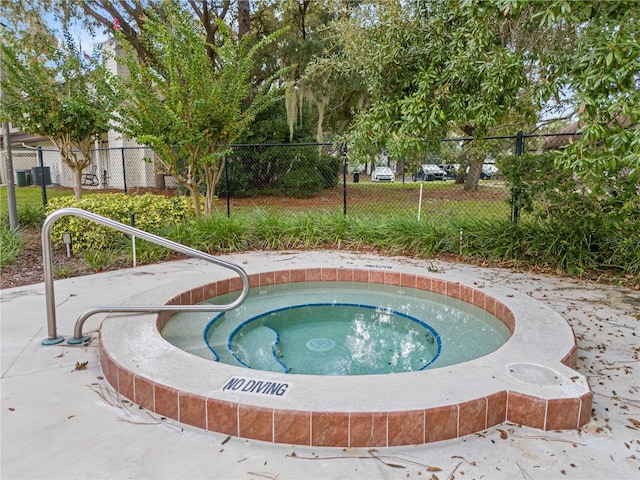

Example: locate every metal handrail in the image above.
[41,208,250,345]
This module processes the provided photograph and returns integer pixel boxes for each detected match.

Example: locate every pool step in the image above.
[232,326,288,373]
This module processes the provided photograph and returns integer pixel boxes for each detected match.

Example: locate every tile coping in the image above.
[99,264,592,447]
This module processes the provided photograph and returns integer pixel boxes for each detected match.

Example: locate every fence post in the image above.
[342,143,347,217]
[121,147,128,193]
[511,130,524,223]
[224,157,230,218]
[37,146,48,207]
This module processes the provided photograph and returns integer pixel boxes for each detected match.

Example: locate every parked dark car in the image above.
[412,164,446,181]
[442,164,459,180]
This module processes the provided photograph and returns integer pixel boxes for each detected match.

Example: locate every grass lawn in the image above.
[1,180,511,225]
[0,186,74,211]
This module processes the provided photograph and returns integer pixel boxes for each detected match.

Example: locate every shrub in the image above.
[217,146,341,198]
[499,152,640,277]
[0,224,23,267]
[45,193,195,251]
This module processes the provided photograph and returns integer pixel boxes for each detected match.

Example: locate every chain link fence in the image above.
[1,131,580,222]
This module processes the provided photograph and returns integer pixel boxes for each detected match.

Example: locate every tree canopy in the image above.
[0,27,118,199]
[3,0,637,196]
[113,1,287,217]
[329,0,638,187]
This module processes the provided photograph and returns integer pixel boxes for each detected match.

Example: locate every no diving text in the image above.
[222,376,290,397]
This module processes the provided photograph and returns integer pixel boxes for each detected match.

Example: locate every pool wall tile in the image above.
[154,384,179,419]
[495,302,507,325]
[273,410,311,445]
[203,282,217,300]
[400,273,417,288]
[259,271,275,286]
[424,405,458,442]
[274,270,291,285]
[290,269,306,283]
[545,398,581,430]
[98,344,116,388]
[459,285,474,303]
[305,268,322,282]
[311,412,349,447]
[207,399,238,436]
[321,268,338,281]
[177,291,189,305]
[217,279,231,296]
[165,294,178,305]
[458,398,487,436]
[384,271,402,286]
[485,295,497,318]
[191,286,204,304]
[486,391,507,427]
[353,269,369,283]
[134,376,155,411]
[349,412,387,447]
[247,274,261,288]
[156,311,174,331]
[416,275,432,292]
[239,405,273,442]
[179,393,207,430]
[578,392,593,427]
[472,290,486,309]
[97,347,108,380]
[337,269,354,281]
[369,270,385,285]
[447,282,460,300]
[117,367,134,401]
[431,278,447,295]
[507,392,546,430]
[502,309,516,333]
[388,410,424,446]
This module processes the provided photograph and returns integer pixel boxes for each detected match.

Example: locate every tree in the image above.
[517,1,640,182]
[330,0,638,190]
[0,27,117,199]
[113,1,287,217]
[25,0,360,146]
[329,0,532,190]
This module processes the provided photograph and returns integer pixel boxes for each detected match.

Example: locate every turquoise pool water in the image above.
[161,281,510,376]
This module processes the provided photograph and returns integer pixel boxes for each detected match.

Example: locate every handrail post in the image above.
[41,208,250,345]
[41,210,64,344]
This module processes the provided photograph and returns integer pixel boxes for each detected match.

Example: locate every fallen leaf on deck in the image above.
[73,361,88,371]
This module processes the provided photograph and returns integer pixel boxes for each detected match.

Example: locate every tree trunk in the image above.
[238,0,251,38]
[190,185,202,219]
[464,161,482,191]
[154,173,166,189]
[73,168,83,200]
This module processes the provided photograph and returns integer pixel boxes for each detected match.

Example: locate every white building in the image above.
[1,39,166,191]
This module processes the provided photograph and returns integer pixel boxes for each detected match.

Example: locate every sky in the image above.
[42,10,109,54]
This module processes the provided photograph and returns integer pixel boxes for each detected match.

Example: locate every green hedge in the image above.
[46,193,195,250]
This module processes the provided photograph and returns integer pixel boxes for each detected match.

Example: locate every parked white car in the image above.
[371,166,395,182]
[481,164,499,179]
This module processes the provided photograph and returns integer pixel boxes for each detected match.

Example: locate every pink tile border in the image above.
[101,267,589,447]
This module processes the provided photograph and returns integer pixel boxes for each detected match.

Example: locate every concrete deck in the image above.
[2,251,639,479]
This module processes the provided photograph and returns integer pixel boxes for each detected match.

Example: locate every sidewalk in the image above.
[2,251,639,479]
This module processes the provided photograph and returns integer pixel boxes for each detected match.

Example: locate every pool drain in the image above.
[306,337,336,352]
